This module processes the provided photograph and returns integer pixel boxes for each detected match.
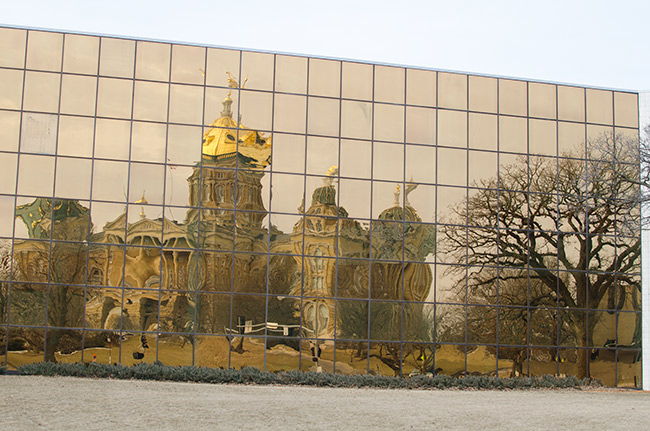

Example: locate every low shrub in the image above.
[0,365,6,375]
[15,362,599,390]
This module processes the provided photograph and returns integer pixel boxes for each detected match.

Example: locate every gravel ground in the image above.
[1,376,649,430]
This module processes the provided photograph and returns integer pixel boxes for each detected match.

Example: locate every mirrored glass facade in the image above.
[0,26,641,387]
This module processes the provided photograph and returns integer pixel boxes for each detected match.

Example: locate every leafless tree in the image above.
[442,136,641,379]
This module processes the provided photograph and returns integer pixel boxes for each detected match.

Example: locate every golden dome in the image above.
[201,95,272,169]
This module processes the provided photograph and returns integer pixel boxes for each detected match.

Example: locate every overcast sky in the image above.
[3,0,649,92]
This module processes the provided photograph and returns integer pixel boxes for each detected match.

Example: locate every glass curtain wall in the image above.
[0,26,641,387]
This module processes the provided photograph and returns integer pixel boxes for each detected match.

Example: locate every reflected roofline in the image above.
[0,22,640,95]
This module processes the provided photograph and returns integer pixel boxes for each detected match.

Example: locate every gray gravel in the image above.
[1,376,649,430]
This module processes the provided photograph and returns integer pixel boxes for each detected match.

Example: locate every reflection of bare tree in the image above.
[13,199,94,362]
[442,139,641,378]
[462,270,577,376]
[337,300,433,376]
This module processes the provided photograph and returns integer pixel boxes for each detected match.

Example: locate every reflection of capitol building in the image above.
[14,94,435,340]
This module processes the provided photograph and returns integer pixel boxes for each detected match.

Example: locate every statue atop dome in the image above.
[201,74,271,169]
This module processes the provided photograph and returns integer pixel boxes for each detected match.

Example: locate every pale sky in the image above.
[3,0,649,92]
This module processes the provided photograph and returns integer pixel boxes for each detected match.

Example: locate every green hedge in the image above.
[15,362,599,390]
[0,366,6,375]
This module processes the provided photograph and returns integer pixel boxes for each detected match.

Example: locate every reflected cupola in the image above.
[201,93,272,170]
[377,184,422,222]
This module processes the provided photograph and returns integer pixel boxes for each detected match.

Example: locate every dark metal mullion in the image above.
[583,88,590,378]
[555,84,561,376]
[79,34,102,364]
[43,32,66,362]
[153,43,174,363]
[117,40,139,364]
[462,75,470,376]
[492,78,502,376]
[399,68,407,377]
[366,65,376,375]
[525,81,531,376]
[431,71,439,376]
[191,46,209,367]
[227,50,245,369]
[3,29,30,365]
[262,54,279,371]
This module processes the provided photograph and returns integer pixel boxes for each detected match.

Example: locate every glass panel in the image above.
[131,121,167,163]
[158,332,193,366]
[165,165,193,207]
[438,72,467,110]
[404,184,436,223]
[92,160,129,202]
[241,51,274,91]
[60,74,97,116]
[469,112,497,151]
[405,144,436,184]
[0,69,23,110]
[341,61,372,101]
[195,335,230,367]
[308,58,340,98]
[133,81,169,122]
[498,79,527,116]
[239,90,272,131]
[374,65,404,104]
[306,136,338,175]
[135,41,170,82]
[307,96,339,137]
[0,110,21,151]
[17,154,54,196]
[406,106,435,145]
[205,47,240,87]
[438,109,467,148]
[20,112,57,154]
[96,77,134,119]
[26,30,63,72]
[204,86,238,126]
[0,196,16,236]
[275,55,307,94]
[406,68,436,107]
[586,88,613,125]
[614,92,638,128]
[371,181,399,219]
[169,83,204,125]
[558,121,585,155]
[373,142,404,182]
[94,118,130,161]
[274,93,306,134]
[529,119,557,157]
[558,85,585,122]
[374,103,404,143]
[587,125,613,159]
[339,178,371,220]
[437,148,466,186]
[167,124,202,166]
[468,150,496,186]
[469,75,497,113]
[272,133,305,174]
[270,173,304,214]
[23,71,60,113]
[55,157,92,200]
[340,139,371,180]
[341,100,372,140]
[0,27,27,68]
[57,115,93,158]
[0,153,17,194]
[63,34,99,74]
[529,82,556,119]
[171,44,206,85]
[499,115,527,154]
[129,162,165,205]
[99,37,135,78]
